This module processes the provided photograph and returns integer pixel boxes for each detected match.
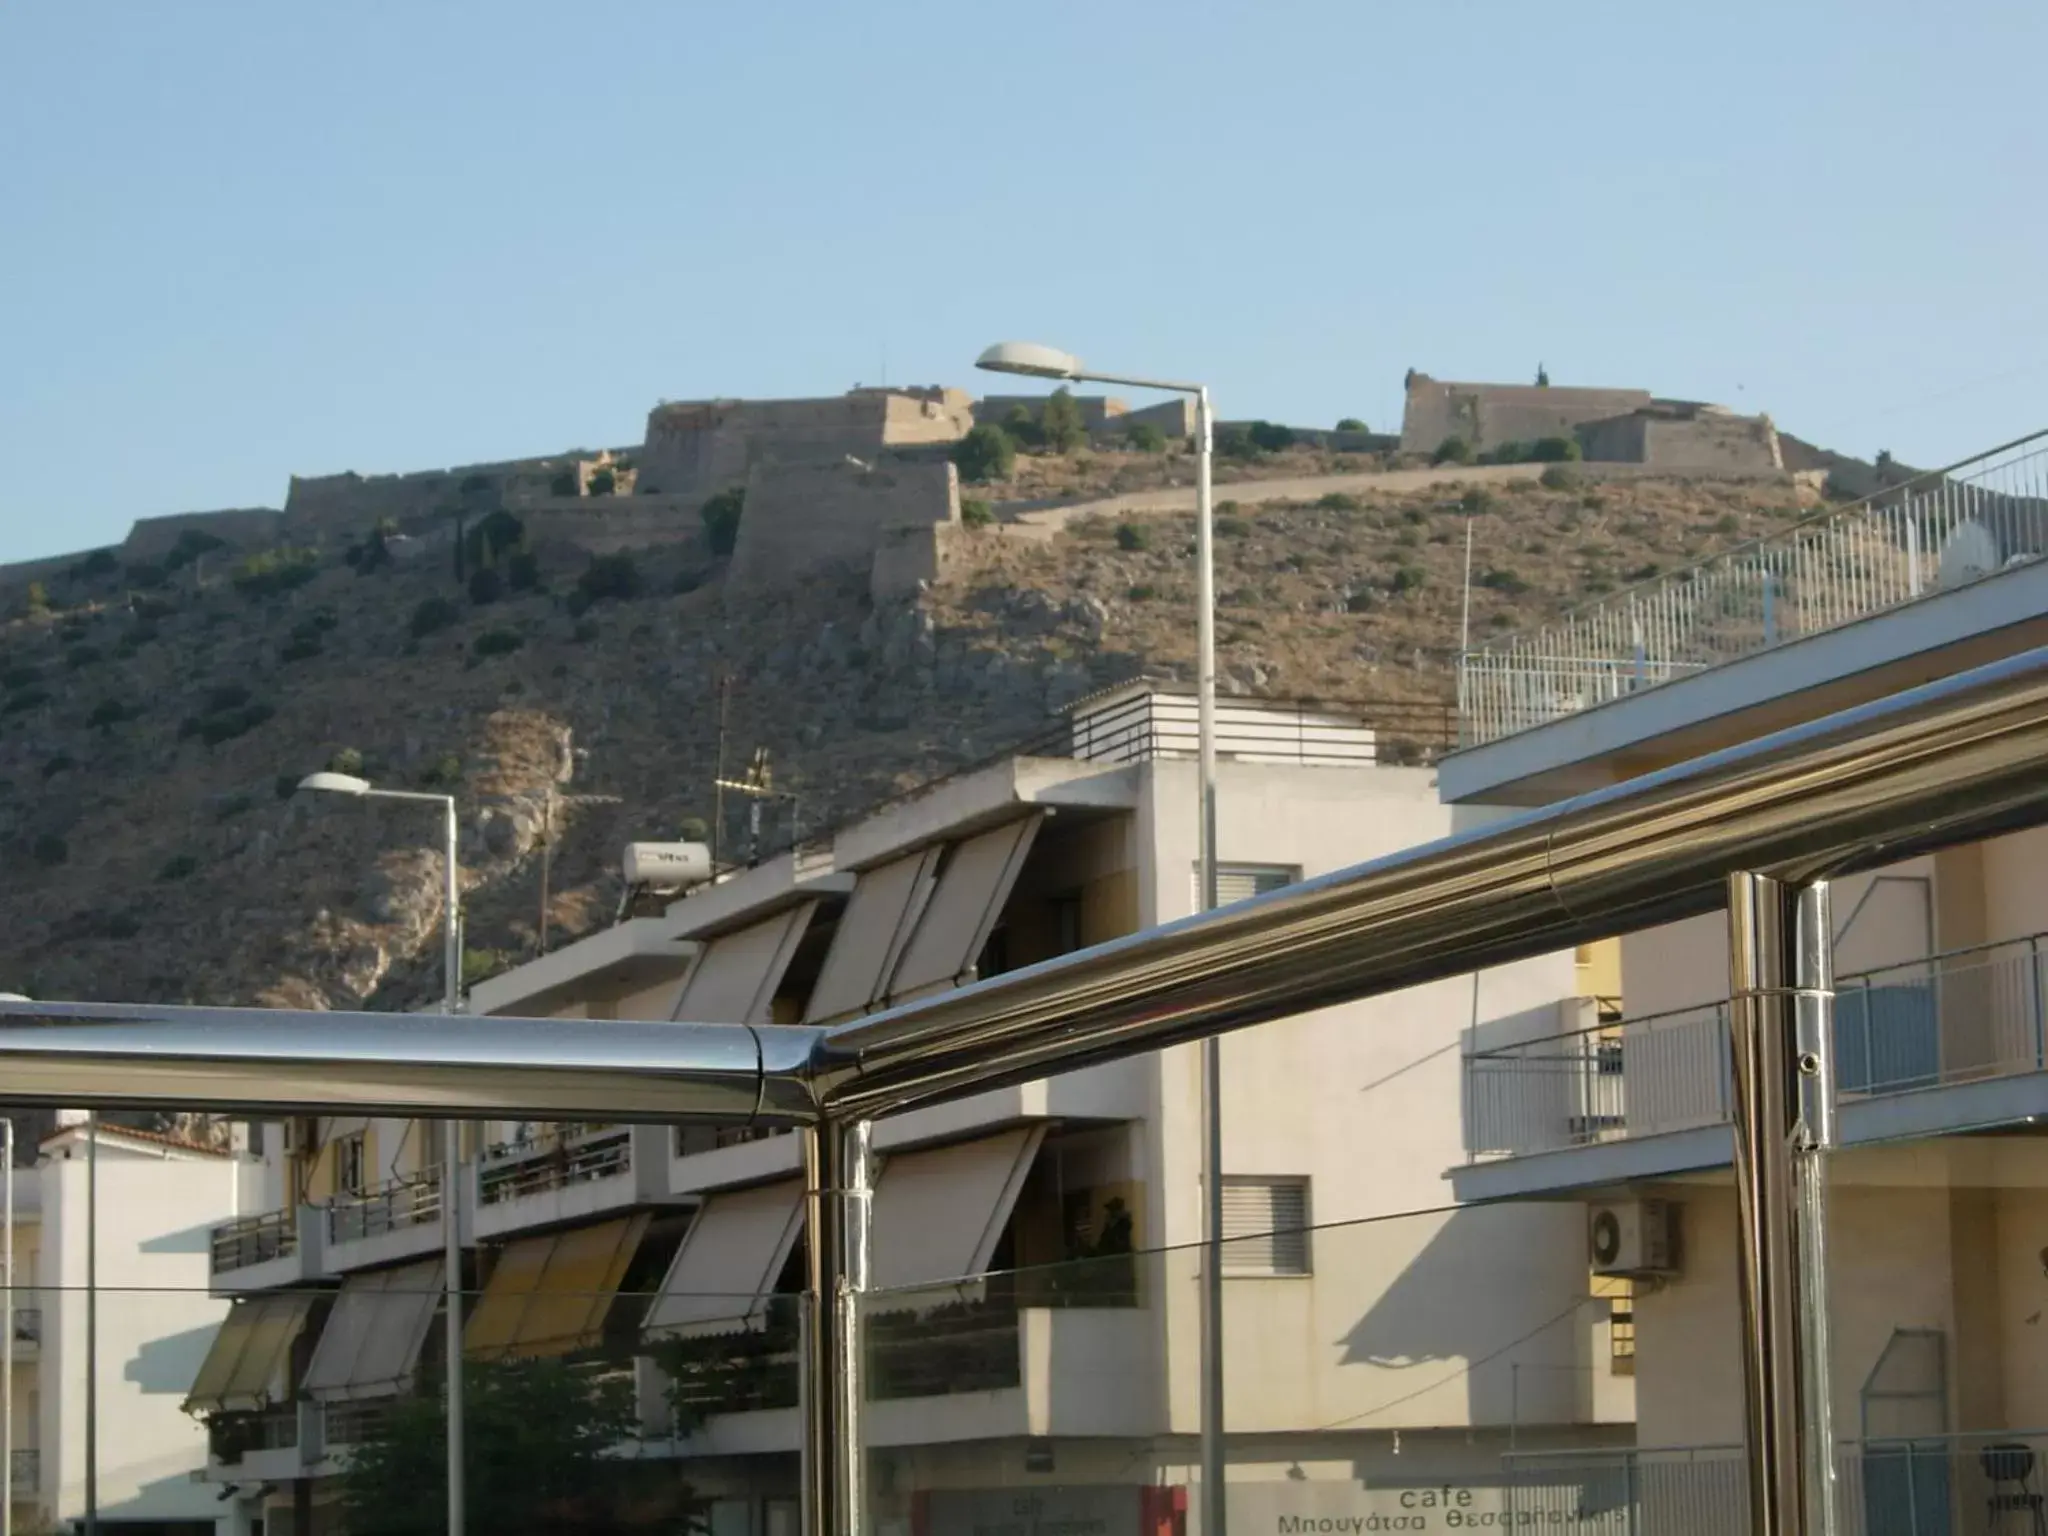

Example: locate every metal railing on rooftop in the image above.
[1459,429,2048,747]
[1466,931,2048,1160]
[209,1208,297,1274]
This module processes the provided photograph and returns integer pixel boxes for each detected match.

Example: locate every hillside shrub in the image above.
[507,551,542,591]
[87,698,136,730]
[1479,567,1529,595]
[2,665,40,690]
[1389,565,1427,594]
[419,753,463,787]
[473,628,524,658]
[1458,488,1495,516]
[231,547,319,600]
[1127,583,1159,601]
[959,497,995,528]
[952,425,1017,484]
[207,683,252,713]
[23,582,49,616]
[1714,513,1742,536]
[1215,515,1251,538]
[165,529,227,571]
[1626,562,1663,583]
[410,596,460,638]
[1002,405,1044,449]
[464,510,526,571]
[157,854,199,882]
[42,754,75,780]
[700,488,746,556]
[1317,492,1362,512]
[281,636,323,663]
[274,774,300,801]
[3,687,51,715]
[1215,426,1260,460]
[1041,388,1087,454]
[1539,465,1582,491]
[1531,436,1581,462]
[71,549,120,581]
[1125,422,1167,453]
[468,567,503,606]
[32,834,67,867]
[1115,522,1150,552]
[1335,417,1368,432]
[549,471,577,497]
[198,702,274,745]
[572,618,600,643]
[587,467,617,496]
[1432,436,1473,465]
[578,554,643,602]
[1247,420,1296,453]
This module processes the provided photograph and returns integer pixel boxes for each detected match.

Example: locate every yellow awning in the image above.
[465,1213,649,1361]
[183,1293,317,1415]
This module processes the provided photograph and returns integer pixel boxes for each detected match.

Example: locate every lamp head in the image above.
[298,771,372,796]
[975,341,1082,381]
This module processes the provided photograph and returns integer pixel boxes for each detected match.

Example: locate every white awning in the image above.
[182,1293,317,1416]
[642,1180,805,1339]
[669,901,818,1023]
[886,815,1043,1004]
[300,1259,444,1402]
[870,1125,1046,1292]
[802,848,941,1022]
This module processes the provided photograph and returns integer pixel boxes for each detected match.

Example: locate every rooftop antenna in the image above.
[715,747,799,866]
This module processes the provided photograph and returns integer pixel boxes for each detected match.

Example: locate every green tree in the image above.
[1529,436,1581,462]
[1125,422,1167,453]
[337,1358,696,1536]
[959,497,995,528]
[586,467,616,497]
[699,488,746,556]
[951,424,1016,484]
[1335,417,1368,432]
[1432,435,1474,465]
[1040,387,1087,453]
[1247,420,1296,453]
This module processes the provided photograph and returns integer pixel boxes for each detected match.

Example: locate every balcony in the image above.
[1460,934,2048,1197]
[9,1448,36,1497]
[205,1404,311,1483]
[473,1123,676,1240]
[326,1170,448,1273]
[209,1205,327,1292]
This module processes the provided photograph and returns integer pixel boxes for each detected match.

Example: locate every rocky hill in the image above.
[0,450,1819,1015]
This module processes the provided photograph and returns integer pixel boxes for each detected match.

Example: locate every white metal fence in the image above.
[1459,430,2048,747]
[1466,936,2048,1160]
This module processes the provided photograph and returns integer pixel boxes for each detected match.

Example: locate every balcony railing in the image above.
[327,1170,442,1245]
[1466,934,2048,1160]
[1503,1432,2048,1536]
[322,1400,388,1448]
[479,1123,632,1207]
[210,1208,298,1273]
[207,1405,298,1464]
[1458,428,2048,747]
[10,1447,36,1494]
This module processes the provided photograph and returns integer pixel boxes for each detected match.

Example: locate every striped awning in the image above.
[464,1214,649,1361]
[183,1292,317,1415]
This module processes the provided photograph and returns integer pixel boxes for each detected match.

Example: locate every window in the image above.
[1219,1177,1310,1276]
[334,1133,367,1197]
[1609,1301,1636,1374]
[1193,863,1299,911]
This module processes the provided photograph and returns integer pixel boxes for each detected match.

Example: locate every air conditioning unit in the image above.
[281,1115,318,1154]
[1589,1199,1677,1276]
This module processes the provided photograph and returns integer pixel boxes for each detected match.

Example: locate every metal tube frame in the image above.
[6,647,2048,1536]
[1727,874,1838,1536]
[803,1120,873,1536]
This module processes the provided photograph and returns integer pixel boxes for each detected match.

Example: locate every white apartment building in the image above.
[1446,430,2048,1533]
[196,684,1631,1536]
[6,1121,250,1536]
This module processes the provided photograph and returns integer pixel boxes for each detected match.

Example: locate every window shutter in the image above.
[1219,1178,1310,1275]
[1194,864,1299,911]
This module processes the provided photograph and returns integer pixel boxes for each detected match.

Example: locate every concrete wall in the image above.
[282,449,619,535]
[1401,375,1653,454]
[1138,757,1594,1436]
[728,457,959,589]
[39,1142,241,1533]
[976,394,1128,430]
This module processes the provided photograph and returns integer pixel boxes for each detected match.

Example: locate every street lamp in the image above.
[297,772,466,1536]
[976,341,1226,1536]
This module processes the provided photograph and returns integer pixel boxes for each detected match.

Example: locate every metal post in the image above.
[441,797,465,1536]
[1791,883,1839,1536]
[85,1110,97,1536]
[802,1119,873,1536]
[3,1116,12,1536]
[1727,873,1834,1536]
[1194,385,1227,1536]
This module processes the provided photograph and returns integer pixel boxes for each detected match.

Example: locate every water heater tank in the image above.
[622,841,712,889]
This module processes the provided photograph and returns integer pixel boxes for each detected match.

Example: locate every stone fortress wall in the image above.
[1399,372,1782,472]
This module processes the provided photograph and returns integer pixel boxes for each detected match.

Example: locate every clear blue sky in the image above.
[3,0,2042,562]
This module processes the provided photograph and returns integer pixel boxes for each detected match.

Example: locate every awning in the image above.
[886,815,1044,1004]
[803,848,942,1022]
[642,1179,805,1339]
[321,1115,370,1143]
[870,1125,1046,1292]
[300,1259,444,1402]
[183,1292,317,1415]
[670,901,818,1023]
[465,1214,648,1361]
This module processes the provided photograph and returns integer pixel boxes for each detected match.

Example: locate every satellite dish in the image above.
[1938,521,2000,590]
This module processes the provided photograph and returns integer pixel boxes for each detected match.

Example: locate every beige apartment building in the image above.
[191,683,1637,1536]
